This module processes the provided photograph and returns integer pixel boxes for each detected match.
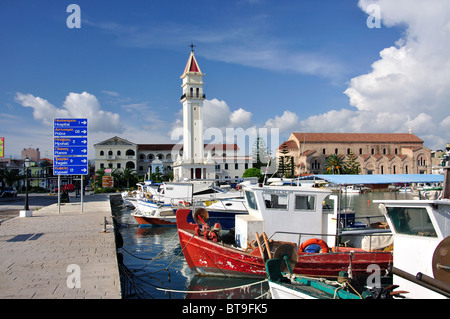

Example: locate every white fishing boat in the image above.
[374,170,450,299]
[121,180,160,207]
[342,185,361,194]
[132,181,248,228]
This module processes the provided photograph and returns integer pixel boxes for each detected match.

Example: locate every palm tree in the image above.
[93,168,106,189]
[121,168,137,188]
[1,168,23,188]
[325,154,345,174]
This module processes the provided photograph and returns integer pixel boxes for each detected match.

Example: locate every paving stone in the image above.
[0,194,121,299]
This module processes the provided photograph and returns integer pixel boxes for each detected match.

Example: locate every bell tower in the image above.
[180,46,205,164]
[173,46,215,181]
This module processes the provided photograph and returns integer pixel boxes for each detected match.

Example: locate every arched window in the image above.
[108,150,113,156]
[126,149,135,156]
[126,161,135,169]
[117,150,121,156]
[196,88,199,97]
[100,150,104,156]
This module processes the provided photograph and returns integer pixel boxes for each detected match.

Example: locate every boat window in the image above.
[245,190,258,210]
[322,196,335,212]
[262,192,288,210]
[294,195,315,211]
[386,207,437,237]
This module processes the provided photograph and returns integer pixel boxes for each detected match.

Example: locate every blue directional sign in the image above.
[54,166,89,175]
[54,127,88,137]
[54,118,88,128]
[54,146,88,156]
[54,156,88,166]
[54,137,88,147]
[53,118,88,175]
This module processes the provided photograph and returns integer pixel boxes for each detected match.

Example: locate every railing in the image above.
[180,93,206,100]
[268,230,392,252]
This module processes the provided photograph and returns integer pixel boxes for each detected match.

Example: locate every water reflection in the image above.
[114,191,408,299]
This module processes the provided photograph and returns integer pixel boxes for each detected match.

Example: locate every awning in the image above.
[302,174,444,185]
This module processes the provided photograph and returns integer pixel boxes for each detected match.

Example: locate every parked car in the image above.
[0,187,17,198]
[53,184,75,192]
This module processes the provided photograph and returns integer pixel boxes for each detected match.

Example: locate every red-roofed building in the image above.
[277,132,431,175]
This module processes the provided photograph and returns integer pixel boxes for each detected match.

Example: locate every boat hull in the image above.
[177,209,393,279]
[134,198,247,229]
[133,215,176,226]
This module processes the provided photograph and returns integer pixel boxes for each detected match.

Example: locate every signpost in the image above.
[53,118,88,213]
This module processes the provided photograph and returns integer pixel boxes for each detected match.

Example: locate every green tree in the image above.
[325,154,345,174]
[278,141,293,177]
[93,168,106,189]
[0,168,23,188]
[121,167,138,188]
[344,150,361,174]
[150,166,163,183]
[252,136,269,169]
[242,167,263,182]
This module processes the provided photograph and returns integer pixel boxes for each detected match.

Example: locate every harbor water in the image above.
[113,191,410,299]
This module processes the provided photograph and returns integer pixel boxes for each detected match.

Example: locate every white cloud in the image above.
[264,110,299,133]
[202,98,253,129]
[287,0,450,150]
[230,108,252,128]
[15,92,123,133]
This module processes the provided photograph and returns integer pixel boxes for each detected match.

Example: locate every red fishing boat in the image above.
[177,185,393,279]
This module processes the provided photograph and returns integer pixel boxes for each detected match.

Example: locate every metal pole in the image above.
[58,175,61,214]
[388,266,450,298]
[24,167,29,211]
[81,175,83,213]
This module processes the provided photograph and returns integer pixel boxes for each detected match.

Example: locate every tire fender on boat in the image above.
[298,238,329,253]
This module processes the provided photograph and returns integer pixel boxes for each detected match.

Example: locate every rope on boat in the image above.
[285,273,363,299]
[154,279,269,294]
[123,231,181,269]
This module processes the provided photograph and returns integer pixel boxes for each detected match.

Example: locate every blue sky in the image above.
[2,0,450,160]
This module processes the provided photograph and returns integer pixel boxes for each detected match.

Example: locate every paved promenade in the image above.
[0,194,121,299]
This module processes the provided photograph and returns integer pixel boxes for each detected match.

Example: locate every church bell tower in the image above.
[180,46,205,164]
[173,45,215,181]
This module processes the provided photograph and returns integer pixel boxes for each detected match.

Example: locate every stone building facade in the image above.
[277,132,432,176]
[94,136,251,180]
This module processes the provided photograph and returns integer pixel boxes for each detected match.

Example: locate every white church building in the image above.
[94,49,253,181]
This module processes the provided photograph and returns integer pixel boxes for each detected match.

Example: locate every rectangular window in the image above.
[386,207,437,237]
[294,195,316,211]
[262,192,288,209]
[245,190,258,210]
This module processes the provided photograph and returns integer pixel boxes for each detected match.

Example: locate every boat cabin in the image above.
[375,198,450,298]
[235,186,338,249]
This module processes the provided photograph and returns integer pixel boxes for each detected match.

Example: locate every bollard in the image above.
[102,217,107,233]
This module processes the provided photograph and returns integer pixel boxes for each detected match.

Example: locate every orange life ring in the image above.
[298,238,329,253]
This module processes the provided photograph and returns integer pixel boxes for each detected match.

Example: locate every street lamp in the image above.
[20,157,32,217]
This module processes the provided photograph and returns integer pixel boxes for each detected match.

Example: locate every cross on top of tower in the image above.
[190,43,196,52]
